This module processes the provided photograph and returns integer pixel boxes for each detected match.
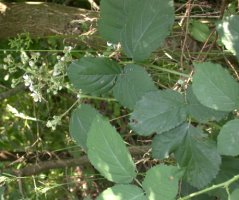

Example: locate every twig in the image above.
[13,146,150,177]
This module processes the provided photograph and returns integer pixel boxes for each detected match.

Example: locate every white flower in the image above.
[23,74,33,87]
[30,92,42,102]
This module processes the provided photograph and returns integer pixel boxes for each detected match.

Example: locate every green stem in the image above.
[146,64,190,78]
[80,94,116,102]
[178,174,239,200]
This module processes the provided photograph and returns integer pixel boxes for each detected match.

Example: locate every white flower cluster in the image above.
[46,115,62,131]
[23,74,42,102]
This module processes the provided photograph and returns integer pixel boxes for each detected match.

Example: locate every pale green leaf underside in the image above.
[217,15,239,60]
[67,57,121,95]
[97,184,147,200]
[87,116,136,183]
[231,188,239,200]
[217,119,239,156]
[186,86,228,123]
[152,123,221,188]
[69,104,100,151]
[121,0,175,61]
[130,90,187,136]
[192,62,239,111]
[142,165,181,200]
[113,64,156,109]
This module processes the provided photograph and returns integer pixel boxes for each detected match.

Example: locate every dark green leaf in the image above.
[192,62,239,111]
[97,184,147,200]
[217,15,239,60]
[209,157,239,200]
[130,89,187,136]
[175,125,221,188]
[121,0,175,61]
[67,57,121,95]
[152,123,189,159]
[87,116,136,183]
[69,104,99,151]
[186,86,228,123]
[152,123,221,188]
[217,119,239,156]
[113,64,156,109]
[142,165,182,200]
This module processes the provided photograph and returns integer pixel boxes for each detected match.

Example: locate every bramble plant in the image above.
[67,0,239,200]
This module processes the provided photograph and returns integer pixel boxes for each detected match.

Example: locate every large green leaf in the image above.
[152,123,189,159]
[192,62,239,111]
[142,165,181,200]
[121,0,175,61]
[99,0,175,61]
[186,86,228,123]
[87,116,136,183]
[217,15,239,59]
[69,104,100,151]
[152,123,221,188]
[97,184,147,200]
[217,119,239,156]
[113,64,156,109]
[130,89,187,136]
[67,57,121,95]
[175,125,221,188]
[98,0,137,43]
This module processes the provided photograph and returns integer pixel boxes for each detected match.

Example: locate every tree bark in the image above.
[0,2,98,39]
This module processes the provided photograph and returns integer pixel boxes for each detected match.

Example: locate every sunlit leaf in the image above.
[217,15,239,60]
[87,116,136,183]
[97,184,147,200]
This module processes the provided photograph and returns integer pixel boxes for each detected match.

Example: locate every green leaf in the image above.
[192,62,239,111]
[99,0,137,43]
[152,123,221,188]
[189,20,212,43]
[152,123,189,159]
[231,188,239,200]
[67,57,121,95]
[217,119,239,156]
[113,64,156,109]
[175,125,221,188]
[217,15,239,59]
[87,116,136,183]
[209,157,239,200]
[121,0,175,61]
[69,104,100,151]
[130,89,187,136]
[142,165,181,200]
[97,184,147,200]
[186,86,228,123]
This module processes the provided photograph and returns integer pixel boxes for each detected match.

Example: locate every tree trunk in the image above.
[0,2,98,39]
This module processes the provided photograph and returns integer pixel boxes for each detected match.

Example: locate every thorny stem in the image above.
[178,174,239,200]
